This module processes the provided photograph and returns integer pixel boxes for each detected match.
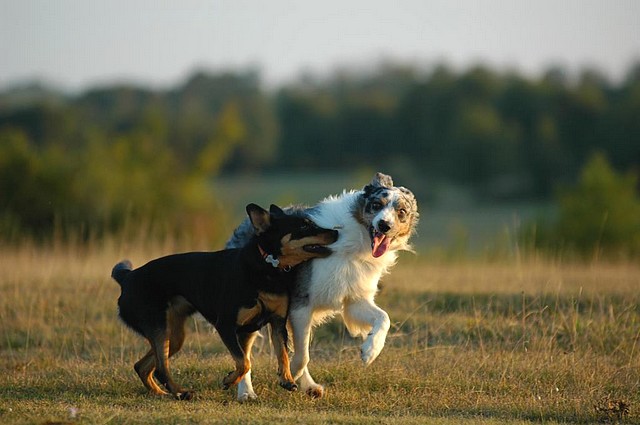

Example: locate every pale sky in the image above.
[1,0,639,91]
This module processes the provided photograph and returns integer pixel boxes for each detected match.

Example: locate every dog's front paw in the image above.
[176,390,195,401]
[360,333,384,366]
[237,390,258,402]
[279,380,298,392]
[222,371,236,390]
[237,374,257,402]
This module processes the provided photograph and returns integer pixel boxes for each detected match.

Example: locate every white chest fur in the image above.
[306,191,398,311]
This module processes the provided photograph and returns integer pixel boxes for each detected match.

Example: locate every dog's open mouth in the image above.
[370,227,391,258]
[303,244,333,256]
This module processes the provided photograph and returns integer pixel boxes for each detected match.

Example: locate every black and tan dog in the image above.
[111,204,338,400]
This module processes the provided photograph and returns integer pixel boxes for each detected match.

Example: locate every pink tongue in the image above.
[372,234,389,258]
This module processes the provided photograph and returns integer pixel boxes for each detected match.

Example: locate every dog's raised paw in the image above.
[305,384,324,399]
[360,336,384,366]
[360,341,374,365]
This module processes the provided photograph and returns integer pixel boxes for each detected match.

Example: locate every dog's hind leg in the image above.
[134,348,168,396]
[150,332,194,400]
[289,306,312,380]
[289,306,324,398]
[133,302,193,398]
[270,317,297,392]
[167,297,194,358]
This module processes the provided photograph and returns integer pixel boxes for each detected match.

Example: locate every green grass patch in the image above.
[1,245,638,424]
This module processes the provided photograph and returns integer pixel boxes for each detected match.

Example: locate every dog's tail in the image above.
[111,260,133,286]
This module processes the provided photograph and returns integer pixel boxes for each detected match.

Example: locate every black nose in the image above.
[378,220,391,233]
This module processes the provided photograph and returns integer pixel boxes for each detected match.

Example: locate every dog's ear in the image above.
[247,203,271,234]
[269,204,285,218]
[372,172,394,188]
[363,172,394,194]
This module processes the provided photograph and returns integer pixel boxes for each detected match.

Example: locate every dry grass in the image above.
[0,243,638,424]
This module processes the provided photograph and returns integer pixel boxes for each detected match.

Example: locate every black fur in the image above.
[111,204,338,400]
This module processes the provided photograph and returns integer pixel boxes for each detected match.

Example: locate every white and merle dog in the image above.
[225,172,419,400]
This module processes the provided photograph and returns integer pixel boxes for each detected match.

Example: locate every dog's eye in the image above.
[370,201,383,211]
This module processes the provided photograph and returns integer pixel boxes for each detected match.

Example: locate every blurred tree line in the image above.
[0,72,259,241]
[1,62,639,245]
[277,63,640,199]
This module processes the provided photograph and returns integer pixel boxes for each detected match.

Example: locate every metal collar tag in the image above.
[264,254,280,268]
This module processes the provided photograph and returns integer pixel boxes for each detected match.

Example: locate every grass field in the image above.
[1,240,638,424]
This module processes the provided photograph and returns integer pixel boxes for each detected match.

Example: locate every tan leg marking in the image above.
[134,348,168,396]
[237,301,263,327]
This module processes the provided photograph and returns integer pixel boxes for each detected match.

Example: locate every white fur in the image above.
[236,187,414,400]
[236,370,257,402]
[304,191,399,334]
[289,191,400,395]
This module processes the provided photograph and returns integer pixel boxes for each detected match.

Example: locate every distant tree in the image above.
[554,153,640,257]
[0,72,259,241]
[498,75,570,196]
[449,101,520,183]
[0,129,77,236]
[604,63,640,173]
[396,65,457,176]
[275,88,340,169]
[0,103,75,147]
[173,71,278,171]
[196,101,246,175]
